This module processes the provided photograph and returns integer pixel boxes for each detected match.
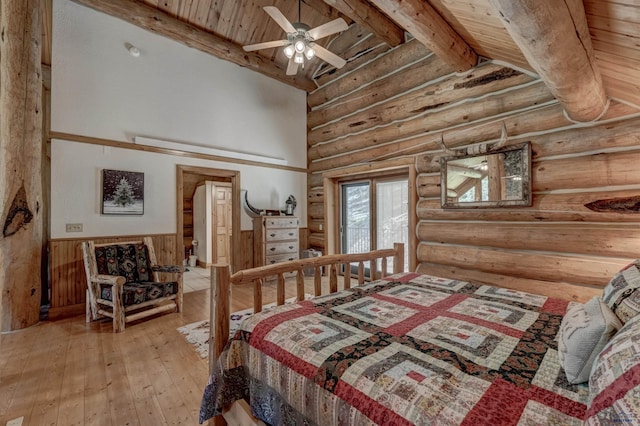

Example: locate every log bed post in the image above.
[393,242,404,274]
[296,269,305,301]
[209,264,230,374]
[314,267,322,296]
[208,243,405,375]
[0,0,43,331]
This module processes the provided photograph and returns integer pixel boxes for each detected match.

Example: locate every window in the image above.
[340,176,409,273]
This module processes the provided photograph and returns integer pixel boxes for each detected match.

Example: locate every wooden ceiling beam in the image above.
[489,0,607,122]
[70,0,316,92]
[302,0,354,25]
[322,0,405,47]
[367,0,477,72]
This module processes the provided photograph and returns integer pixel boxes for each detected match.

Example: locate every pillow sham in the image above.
[602,260,640,324]
[585,313,640,425]
[557,297,622,384]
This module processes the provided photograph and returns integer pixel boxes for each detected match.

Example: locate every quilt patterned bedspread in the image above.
[199,272,589,425]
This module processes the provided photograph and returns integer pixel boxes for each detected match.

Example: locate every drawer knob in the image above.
[270,233,276,237]
[270,247,276,251]
[288,233,294,236]
[289,246,294,250]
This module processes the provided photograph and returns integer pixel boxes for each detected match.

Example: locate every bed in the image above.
[199,244,640,425]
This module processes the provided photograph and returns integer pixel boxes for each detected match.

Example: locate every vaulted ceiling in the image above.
[43,0,640,113]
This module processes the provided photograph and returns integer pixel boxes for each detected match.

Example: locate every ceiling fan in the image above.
[242,2,348,75]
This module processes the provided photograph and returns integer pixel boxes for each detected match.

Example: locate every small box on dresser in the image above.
[253,216,299,279]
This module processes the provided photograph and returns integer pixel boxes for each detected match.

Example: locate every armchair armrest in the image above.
[91,274,126,286]
[151,265,184,274]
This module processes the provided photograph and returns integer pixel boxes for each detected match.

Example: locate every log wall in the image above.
[308,32,640,302]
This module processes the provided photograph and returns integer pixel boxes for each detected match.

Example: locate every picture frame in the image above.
[101,169,144,215]
[440,142,531,209]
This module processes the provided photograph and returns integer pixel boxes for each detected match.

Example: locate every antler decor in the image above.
[243,191,297,217]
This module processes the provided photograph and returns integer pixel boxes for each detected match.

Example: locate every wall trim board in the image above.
[48,303,84,321]
[49,232,176,243]
[50,131,308,173]
[321,157,415,179]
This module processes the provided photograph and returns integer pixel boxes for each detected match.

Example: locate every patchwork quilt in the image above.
[199,273,589,425]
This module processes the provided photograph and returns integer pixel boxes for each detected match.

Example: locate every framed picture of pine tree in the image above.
[101,169,144,215]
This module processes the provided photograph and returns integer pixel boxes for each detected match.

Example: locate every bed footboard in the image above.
[208,243,404,371]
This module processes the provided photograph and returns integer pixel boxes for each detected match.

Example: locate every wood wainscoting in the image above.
[49,234,179,320]
[48,228,307,319]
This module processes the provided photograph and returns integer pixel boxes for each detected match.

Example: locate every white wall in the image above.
[50,140,307,238]
[50,0,308,239]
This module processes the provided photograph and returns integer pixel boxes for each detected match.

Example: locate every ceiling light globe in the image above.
[305,47,315,60]
[294,40,306,53]
[294,53,304,64]
[283,45,294,58]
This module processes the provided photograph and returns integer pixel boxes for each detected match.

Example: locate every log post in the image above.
[0,0,43,331]
[368,0,477,72]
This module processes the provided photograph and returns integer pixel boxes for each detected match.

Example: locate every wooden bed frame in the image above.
[207,243,404,425]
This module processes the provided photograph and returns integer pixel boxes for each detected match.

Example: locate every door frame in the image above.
[176,165,241,273]
[323,158,417,271]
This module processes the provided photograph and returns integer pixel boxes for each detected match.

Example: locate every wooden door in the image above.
[213,185,233,264]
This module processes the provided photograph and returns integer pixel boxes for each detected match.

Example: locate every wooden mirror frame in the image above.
[440,142,532,209]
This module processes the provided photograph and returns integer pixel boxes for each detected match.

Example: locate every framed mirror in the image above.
[440,142,531,208]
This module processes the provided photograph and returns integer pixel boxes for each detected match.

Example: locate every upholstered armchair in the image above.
[82,237,183,332]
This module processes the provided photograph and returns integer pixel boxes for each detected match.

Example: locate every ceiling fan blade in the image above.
[243,39,289,52]
[307,18,348,40]
[313,45,347,69]
[264,6,296,34]
[286,56,299,75]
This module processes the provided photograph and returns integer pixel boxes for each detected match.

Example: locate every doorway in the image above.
[176,165,241,274]
[323,159,418,272]
[340,175,409,274]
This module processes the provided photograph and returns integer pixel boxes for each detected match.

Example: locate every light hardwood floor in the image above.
[0,275,353,425]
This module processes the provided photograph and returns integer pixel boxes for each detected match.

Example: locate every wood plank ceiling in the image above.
[42,0,640,109]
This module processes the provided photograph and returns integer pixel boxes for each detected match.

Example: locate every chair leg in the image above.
[112,285,125,333]
[176,278,183,313]
[86,290,91,323]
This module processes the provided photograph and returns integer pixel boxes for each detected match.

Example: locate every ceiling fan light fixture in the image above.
[294,39,306,53]
[305,46,315,60]
[283,45,294,58]
[243,4,348,76]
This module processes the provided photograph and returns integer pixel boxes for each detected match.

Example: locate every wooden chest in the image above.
[253,216,299,272]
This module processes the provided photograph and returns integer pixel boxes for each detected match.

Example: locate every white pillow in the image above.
[557,296,622,384]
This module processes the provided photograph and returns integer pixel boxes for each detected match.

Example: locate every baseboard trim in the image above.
[49,303,84,320]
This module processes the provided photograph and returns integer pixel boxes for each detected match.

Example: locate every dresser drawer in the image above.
[265,228,298,242]
[264,217,299,229]
[265,253,299,265]
[265,241,298,255]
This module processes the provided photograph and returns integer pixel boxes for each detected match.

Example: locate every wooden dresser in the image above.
[253,216,299,270]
